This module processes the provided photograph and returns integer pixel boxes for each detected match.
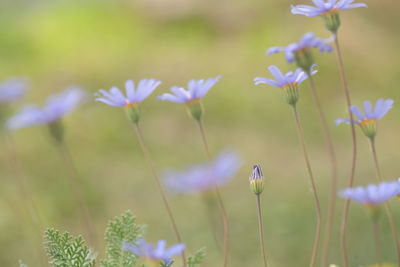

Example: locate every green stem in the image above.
[372,220,383,267]
[57,142,97,247]
[307,74,338,267]
[370,138,400,265]
[256,194,268,267]
[133,123,187,267]
[197,119,229,267]
[334,35,358,267]
[291,106,321,267]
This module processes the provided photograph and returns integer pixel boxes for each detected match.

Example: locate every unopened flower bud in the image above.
[249,164,264,195]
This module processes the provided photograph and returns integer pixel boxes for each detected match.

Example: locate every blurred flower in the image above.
[158,76,221,104]
[123,239,185,265]
[291,0,367,17]
[267,33,333,69]
[249,164,264,195]
[0,77,28,103]
[339,181,400,205]
[95,79,161,107]
[163,150,241,194]
[254,65,316,106]
[6,87,85,131]
[335,98,393,139]
[291,0,367,33]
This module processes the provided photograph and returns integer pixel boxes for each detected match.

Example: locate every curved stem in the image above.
[133,123,187,267]
[256,195,268,267]
[373,220,383,267]
[370,138,400,264]
[57,142,97,246]
[307,74,338,267]
[292,106,322,267]
[197,119,229,267]
[334,35,358,267]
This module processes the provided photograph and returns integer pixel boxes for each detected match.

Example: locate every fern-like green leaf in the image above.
[100,210,143,267]
[44,228,96,267]
[187,248,206,267]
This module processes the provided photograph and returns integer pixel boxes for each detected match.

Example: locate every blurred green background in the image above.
[1,0,400,266]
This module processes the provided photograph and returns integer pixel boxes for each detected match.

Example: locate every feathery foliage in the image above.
[44,228,96,267]
[101,210,143,267]
[187,247,206,267]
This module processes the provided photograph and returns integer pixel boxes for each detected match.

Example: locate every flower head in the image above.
[95,79,161,123]
[158,76,221,121]
[291,0,367,33]
[291,0,367,17]
[6,87,85,131]
[163,150,241,194]
[336,98,393,139]
[249,164,264,195]
[95,79,161,107]
[339,181,400,205]
[254,65,317,106]
[0,77,28,104]
[123,239,185,265]
[267,32,333,69]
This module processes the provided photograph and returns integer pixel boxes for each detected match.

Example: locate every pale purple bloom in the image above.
[0,77,28,103]
[339,181,400,205]
[254,65,316,88]
[6,87,85,131]
[123,239,185,264]
[267,32,333,63]
[95,79,161,107]
[164,150,241,194]
[335,98,394,125]
[291,0,367,17]
[158,76,221,104]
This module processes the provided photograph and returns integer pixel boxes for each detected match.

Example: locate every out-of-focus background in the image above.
[1,0,400,266]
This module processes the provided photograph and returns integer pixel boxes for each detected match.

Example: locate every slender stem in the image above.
[202,194,222,251]
[197,119,229,267]
[291,106,322,267]
[373,220,383,267]
[133,123,187,267]
[256,194,268,267]
[57,142,97,246]
[334,35,358,267]
[4,132,43,232]
[307,74,338,267]
[370,138,400,264]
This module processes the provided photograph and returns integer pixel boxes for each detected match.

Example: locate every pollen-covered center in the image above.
[281,81,298,90]
[358,118,376,126]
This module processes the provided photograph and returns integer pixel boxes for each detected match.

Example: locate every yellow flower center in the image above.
[123,98,138,108]
[281,81,298,89]
[320,6,338,16]
[358,118,376,126]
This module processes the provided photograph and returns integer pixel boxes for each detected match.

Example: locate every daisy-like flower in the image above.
[163,150,241,195]
[0,77,28,104]
[95,79,161,123]
[123,239,185,265]
[157,76,221,121]
[336,98,393,139]
[267,32,333,71]
[339,181,400,206]
[6,87,85,131]
[291,0,367,33]
[254,65,317,106]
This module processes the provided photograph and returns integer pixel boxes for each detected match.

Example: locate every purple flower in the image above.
[254,65,315,88]
[291,0,367,17]
[95,79,161,107]
[157,76,221,104]
[339,181,400,205]
[163,150,241,194]
[267,32,333,64]
[123,239,185,264]
[335,98,393,138]
[6,87,85,131]
[0,77,28,103]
